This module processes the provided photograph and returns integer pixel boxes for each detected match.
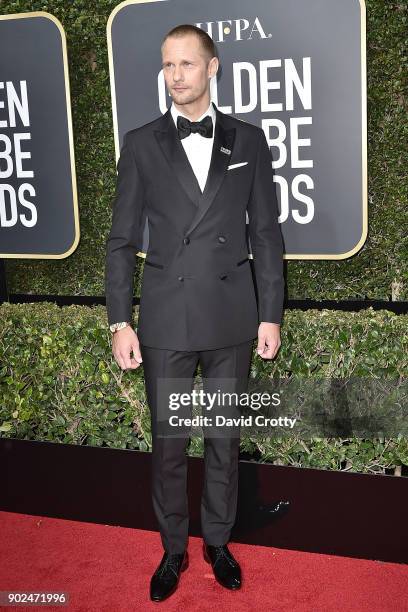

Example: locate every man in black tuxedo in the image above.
[105,23,284,602]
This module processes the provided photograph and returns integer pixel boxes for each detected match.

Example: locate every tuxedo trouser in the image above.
[140,339,254,554]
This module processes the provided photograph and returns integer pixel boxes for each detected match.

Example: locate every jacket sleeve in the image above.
[247,128,285,325]
[105,132,146,326]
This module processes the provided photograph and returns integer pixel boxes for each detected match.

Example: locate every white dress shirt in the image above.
[170,101,216,193]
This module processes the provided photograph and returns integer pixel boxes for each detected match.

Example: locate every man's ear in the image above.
[208,56,219,79]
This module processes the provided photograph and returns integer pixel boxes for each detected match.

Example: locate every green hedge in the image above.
[1,302,406,475]
[2,0,407,300]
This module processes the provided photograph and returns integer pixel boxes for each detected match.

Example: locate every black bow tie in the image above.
[177,114,213,140]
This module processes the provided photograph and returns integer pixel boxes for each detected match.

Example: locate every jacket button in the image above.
[178,276,184,281]
[183,237,190,245]
[219,273,227,280]
[218,235,226,243]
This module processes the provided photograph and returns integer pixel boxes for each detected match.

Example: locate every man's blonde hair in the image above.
[161,24,218,63]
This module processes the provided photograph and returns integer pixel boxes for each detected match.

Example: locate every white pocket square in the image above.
[227,162,248,170]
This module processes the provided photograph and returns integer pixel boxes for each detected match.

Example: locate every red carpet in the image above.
[1,511,407,611]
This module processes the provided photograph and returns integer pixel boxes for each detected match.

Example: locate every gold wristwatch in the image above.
[109,321,130,333]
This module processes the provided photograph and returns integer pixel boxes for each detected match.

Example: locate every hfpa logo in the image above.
[196,17,272,43]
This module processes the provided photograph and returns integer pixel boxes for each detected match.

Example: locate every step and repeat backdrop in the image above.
[0,1,366,261]
[108,0,367,259]
[0,12,79,259]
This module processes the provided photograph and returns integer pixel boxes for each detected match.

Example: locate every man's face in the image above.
[161,34,217,106]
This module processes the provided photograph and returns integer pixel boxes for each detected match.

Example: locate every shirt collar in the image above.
[171,100,216,136]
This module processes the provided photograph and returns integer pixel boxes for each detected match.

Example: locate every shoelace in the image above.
[158,554,182,578]
[213,547,237,568]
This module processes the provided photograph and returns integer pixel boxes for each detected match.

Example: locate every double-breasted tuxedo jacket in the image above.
[105,101,284,351]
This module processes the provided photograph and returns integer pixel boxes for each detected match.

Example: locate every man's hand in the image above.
[112,326,143,370]
[256,322,281,360]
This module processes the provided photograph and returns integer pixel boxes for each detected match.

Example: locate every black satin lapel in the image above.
[185,120,236,236]
[154,121,202,207]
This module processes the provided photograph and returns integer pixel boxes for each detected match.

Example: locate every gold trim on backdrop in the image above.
[107,0,163,162]
[0,11,80,260]
[107,0,367,260]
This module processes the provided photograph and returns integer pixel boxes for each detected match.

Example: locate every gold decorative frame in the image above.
[0,11,80,259]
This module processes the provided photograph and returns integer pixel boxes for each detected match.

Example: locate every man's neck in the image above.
[173,96,212,122]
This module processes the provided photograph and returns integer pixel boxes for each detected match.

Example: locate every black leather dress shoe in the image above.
[150,550,188,602]
[203,542,241,590]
